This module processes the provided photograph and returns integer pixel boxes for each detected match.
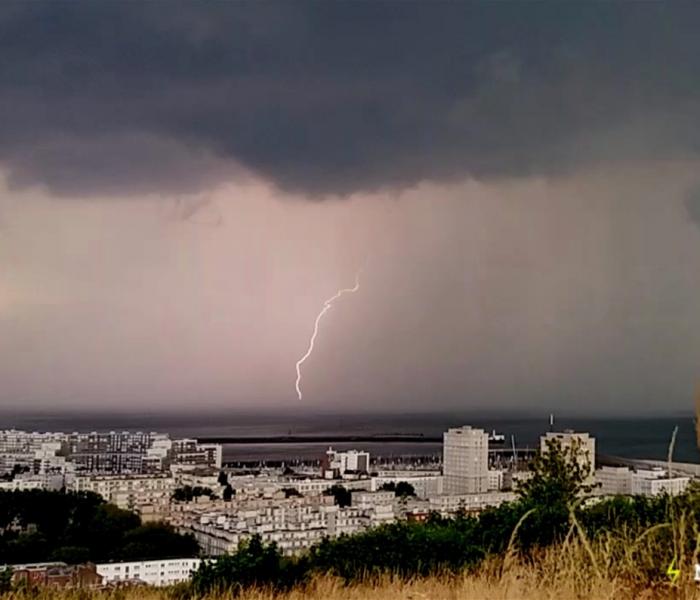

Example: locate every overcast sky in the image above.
[1,2,700,414]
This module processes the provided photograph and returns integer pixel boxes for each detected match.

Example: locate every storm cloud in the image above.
[2,3,700,417]
[2,2,700,196]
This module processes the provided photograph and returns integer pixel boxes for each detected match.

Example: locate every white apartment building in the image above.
[596,466,633,495]
[428,491,516,515]
[282,477,370,496]
[173,469,221,490]
[632,475,690,497]
[0,430,222,477]
[595,466,690,498]
[351,490,394,509]
[180,494,393,556]
[487,469,505,491]
[371,471,443,498]
[96,558,201,586]
[171,440,223,470]
[443,426,489,494]
[540,430,596,482]
[71,474,175,512]
[0,474,65,491]
[322,448,370,478]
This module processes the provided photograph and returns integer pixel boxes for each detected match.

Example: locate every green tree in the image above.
[172,486,215,502]
[324,485,351,508]
[514,437,594,549]
[381,482,416,498]
[223,485,234,501]
[218,471,229,486]
[0,490,199,564]
[118,523,199,561]
[192,535,307,594]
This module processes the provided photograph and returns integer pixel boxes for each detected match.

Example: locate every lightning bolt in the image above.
[667,557,680,584]
[295,271,362,400]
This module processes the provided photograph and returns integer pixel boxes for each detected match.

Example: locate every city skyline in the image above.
[2,3,700,413]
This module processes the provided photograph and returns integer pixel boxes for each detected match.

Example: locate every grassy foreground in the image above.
[5,536,700,600]
[0,572,697,600]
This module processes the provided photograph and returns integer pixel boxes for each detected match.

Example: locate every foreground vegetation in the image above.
[190,441,700,596]
[4,441,700,598]
[0,490,198,564]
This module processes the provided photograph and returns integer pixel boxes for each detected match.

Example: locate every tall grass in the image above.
[4,540,699,600]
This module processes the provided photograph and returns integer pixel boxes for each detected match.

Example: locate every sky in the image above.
[1,2,700,415]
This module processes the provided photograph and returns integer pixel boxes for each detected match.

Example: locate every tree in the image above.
[0,489,198,564]
[381,482,416,498]
[223,485,234,501]
[324,485,351,508]
[514,437,594,548]
[192,535,307,594]
[218,471,228,486]
[172,486,215,502]
[118,523,199,561]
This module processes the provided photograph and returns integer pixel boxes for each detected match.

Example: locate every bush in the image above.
[309,517,484,581]
[192,535,308,594]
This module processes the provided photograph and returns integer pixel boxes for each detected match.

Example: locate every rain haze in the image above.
[1,2,700,415]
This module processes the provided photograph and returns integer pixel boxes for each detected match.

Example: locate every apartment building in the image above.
[0,430,222,477]
[70,474,175,512]
[443,426,489,494]
[371,470,443,498]
[96,558,202,586]
[179,494,393,556]
[428,491,516,515]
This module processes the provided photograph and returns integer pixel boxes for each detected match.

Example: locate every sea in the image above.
[0,409,697,465]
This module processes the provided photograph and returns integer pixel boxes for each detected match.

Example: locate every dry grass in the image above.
[2,572,698,600]
[4,548,700,600]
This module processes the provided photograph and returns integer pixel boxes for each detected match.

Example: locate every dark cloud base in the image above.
[1,2,700,197]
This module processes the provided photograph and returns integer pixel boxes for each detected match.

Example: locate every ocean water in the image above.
[0,410,697,464]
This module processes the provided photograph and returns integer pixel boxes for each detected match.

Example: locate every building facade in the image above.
[96,558,201,586]
[442,426,489,494]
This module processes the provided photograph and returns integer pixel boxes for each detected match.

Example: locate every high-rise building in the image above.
[442,426,489,494]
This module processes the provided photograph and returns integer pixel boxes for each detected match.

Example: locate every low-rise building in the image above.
[371,471,443,498]
[178,493,393,556]
[96,558,202,587]
[428,491,516,516]
[487,469,505,491]
[322,448,370,478]
[631,473,690,497]
[595,466,633,496]
[70,474,175,512]
[0,473,65,492]
[350,490,394,509]
[5,562,102,588]
[595,466,690,498]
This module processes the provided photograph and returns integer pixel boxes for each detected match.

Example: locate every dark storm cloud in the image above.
[1,2,699,196]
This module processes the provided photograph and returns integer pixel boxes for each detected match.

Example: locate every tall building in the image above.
[442,426,489,494]
[540,430,595,482]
